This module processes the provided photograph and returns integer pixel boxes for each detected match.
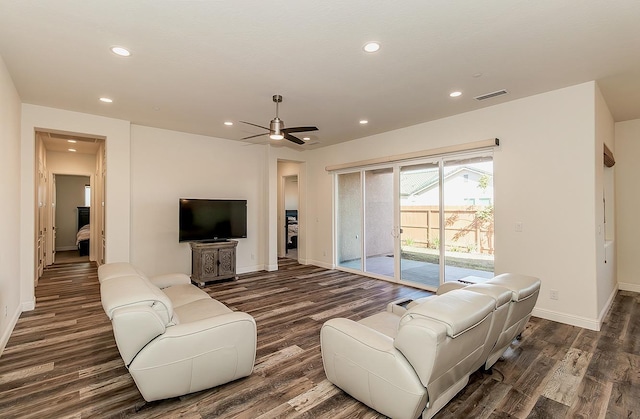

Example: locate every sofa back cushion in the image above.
[394,289,495,399]
[98,262,147,284]
[100,274,175,325]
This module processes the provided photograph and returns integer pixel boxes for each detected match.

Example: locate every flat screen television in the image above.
[179,198,247,242]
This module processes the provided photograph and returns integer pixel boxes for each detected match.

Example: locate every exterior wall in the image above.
[307,82,602,329]
[615,118,640,292]
[0,55,22,353]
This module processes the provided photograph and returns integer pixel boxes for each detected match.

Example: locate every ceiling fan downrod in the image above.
[270,95,284,139]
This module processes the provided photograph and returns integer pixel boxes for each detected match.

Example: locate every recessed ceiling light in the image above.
[303,137,310,141]
[359,120,368,125]
[224,121,233,126]
[110,46,131,57]
[67,139,77,143]
[450,91,462,97]
[68,148,77,152]
[363,42,380,53]
[99,97,113,103]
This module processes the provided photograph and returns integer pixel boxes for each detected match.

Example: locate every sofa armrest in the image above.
[126,311,257,402]
[111,305,166,366]
[320,318,427,419]
[130,311,257,369]
[149,273,191,288]
[436,281,467,295]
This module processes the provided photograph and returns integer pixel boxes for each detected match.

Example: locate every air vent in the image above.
[474,89,508,101]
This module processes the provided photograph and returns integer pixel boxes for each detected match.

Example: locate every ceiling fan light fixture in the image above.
[270,117,284,140]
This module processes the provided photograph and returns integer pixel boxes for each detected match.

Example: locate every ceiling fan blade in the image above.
[240,121,270,131]
[241,133,268,140]
[284,132,305,145]
[282,126,318,134]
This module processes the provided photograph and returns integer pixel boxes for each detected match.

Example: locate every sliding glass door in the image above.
[364,168,395,278]
[335,152,494,290]
[400,162,441,288]
[441,157,494,283]
[337,172,362,270]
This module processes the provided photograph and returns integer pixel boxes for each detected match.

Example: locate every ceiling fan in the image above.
[240,95,318,145]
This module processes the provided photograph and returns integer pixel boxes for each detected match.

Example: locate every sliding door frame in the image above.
[333,148,495,291]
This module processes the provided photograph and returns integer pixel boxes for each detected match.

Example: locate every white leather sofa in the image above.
[320,273,540,419]
[98,262,257,402]
[406,273,541,370]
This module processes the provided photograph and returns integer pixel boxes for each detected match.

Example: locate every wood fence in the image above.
[401,205,494,254]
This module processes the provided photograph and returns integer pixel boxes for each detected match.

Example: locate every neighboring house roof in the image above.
[401,166,492,197]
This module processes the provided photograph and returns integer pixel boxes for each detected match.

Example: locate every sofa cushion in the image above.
[464,283,512,308]
[402,289,495,338]
[100,274,174,325]
[487,273,541,301]
[173,298,233,324]
[162,284,211,308]
[358,311,402,339]
[98,262,146,283]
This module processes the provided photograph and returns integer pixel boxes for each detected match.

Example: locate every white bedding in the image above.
[76,224,90,245]
[287,223,298,244]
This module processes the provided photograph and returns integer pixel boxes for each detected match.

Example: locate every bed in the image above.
[76,206,90,256]
[286,210,298,252]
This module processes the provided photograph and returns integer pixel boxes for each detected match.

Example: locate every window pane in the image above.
[400,162,440,288]
[442,157,494,282]
[364,168,394,278]
[84,185,91,207]
[337,172,362,269]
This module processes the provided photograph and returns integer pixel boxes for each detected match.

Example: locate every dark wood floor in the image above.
[0,260,638,418]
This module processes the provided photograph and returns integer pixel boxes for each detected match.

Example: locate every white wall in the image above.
[0,55,22,353]
[306,82,604,329]
[129,125,268,276]
[615,118,640,292]
[594,84,617,322]
[21,104,131,310]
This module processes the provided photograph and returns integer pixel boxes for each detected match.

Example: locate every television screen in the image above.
[179,199,247,242]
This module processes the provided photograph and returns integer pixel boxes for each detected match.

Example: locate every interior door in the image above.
[51,173,56,264]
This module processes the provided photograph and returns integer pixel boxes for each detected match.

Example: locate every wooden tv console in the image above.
[190,240,238,286]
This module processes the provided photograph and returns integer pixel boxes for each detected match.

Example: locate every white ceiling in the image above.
[1,1,639,149]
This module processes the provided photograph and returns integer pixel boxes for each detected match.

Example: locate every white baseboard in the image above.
[597,286,618,329]
[532,307,601,331]
[237,264,266,275]
[306,259,335,270]
[618,282,640,293]
[0,304,22,356]
[533,284,618,332]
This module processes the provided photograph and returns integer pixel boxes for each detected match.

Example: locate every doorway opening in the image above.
[54,174,91,264]
[277,160,303,262]
[35,130,105,278]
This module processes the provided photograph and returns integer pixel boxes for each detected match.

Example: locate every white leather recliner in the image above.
[321,289,496,419]
[98,263,257,402]
[478,273,540,369]
[400,273,541,370]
